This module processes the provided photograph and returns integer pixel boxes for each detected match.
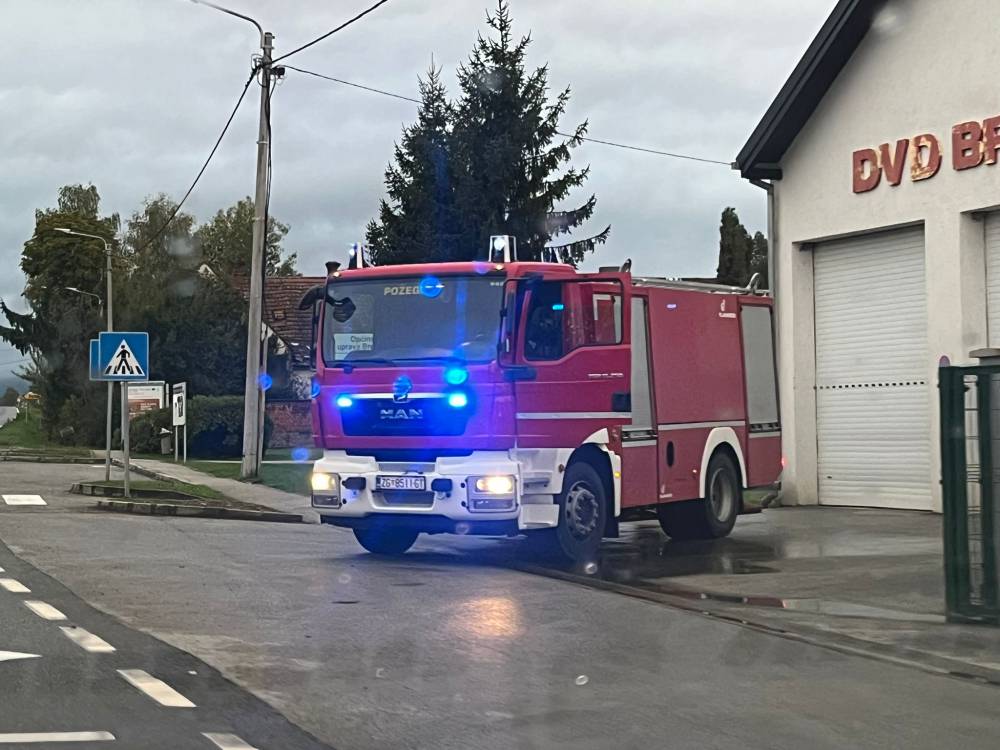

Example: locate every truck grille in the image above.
[341,397,469,437]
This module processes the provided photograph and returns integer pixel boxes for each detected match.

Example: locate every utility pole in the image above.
[240,31,273,479]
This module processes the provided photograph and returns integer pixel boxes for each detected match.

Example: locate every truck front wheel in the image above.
[353,526,419,556]
[544,461,606,563]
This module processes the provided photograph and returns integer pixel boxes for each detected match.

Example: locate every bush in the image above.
[129,395,271,458]
[130,407,172,454]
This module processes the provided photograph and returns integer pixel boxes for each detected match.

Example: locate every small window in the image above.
[524,281,623,361]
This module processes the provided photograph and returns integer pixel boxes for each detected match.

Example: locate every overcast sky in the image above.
[0,0,834,382]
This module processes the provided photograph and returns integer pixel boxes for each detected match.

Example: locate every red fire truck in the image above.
[304,240,781,562]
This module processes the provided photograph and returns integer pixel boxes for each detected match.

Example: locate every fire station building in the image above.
[736,0,1000,512]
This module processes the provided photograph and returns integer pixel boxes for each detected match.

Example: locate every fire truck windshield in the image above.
[322,275,506,366]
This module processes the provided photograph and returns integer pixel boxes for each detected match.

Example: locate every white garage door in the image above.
[814,226,931,510]
[985,213,1000,345]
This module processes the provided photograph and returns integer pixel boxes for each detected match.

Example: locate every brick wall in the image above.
[266,401,312,449]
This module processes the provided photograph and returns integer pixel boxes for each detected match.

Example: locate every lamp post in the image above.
[54,228,114,481]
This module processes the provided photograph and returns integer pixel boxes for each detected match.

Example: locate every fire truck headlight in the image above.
[311,472,337,492]
[336,394,354,409]
[473,475,515,495]
[447,391,469,409]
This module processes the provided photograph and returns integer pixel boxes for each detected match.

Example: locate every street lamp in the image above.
[65,287,104,315]
[54,228,115,481]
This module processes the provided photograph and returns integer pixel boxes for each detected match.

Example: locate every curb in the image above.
[0,455,97,464]
[110,459,170,482]
[509,560,1000,689]
[72,482,205,502]
[93,499,303,524]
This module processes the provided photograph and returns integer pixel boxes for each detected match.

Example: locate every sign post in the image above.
[96,332,150,499]
[172,382,187,464]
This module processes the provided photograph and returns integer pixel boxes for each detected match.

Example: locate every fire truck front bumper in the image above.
[309,450,560,534]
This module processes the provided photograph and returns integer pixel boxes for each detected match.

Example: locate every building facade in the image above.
[737,0,1000,512]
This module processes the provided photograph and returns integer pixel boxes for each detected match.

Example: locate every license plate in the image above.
[376,475,426,492]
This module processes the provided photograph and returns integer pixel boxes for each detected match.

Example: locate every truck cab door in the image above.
[510,275,631,449]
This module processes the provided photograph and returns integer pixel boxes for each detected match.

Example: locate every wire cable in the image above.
[284,64,420,102]
[284,65,729,166]
[556,132,731,165]
[133,71,256,255]
[271,0,393,65]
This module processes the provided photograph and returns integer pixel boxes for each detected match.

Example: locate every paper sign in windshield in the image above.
[334,333,374,359]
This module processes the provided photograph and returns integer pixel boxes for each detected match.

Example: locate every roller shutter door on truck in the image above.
[813,226,931,510]
[985,213,1000,346]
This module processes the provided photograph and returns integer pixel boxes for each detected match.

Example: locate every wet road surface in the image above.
[2,462,1000,749]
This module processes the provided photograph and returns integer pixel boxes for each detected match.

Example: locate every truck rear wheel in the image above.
[658,452,740,541]
[353,526,419,556]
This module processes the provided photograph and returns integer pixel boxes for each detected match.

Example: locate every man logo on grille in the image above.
[393,375,413,403]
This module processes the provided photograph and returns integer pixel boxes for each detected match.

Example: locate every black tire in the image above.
[532,461,607,563]
[658,451,740,541]
[353,526,419,556]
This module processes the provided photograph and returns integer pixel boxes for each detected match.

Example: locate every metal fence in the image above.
[940,365,1000,624]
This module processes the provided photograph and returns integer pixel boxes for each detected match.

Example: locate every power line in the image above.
[271,0,393,65]
[284,65,420,103]
[284,65,730,166]
[133,70,257,255]
[556,132,731,166]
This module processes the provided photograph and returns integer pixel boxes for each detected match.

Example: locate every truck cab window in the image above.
[525,282,564,361]
[524,281,623,361]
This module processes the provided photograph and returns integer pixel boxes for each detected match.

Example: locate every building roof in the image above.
[735,0,882,180]
[234,275,324,367]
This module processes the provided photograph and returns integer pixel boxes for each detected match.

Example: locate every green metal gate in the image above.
[940,365,1000,624]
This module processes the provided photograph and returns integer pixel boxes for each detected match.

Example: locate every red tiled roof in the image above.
[233,275,324,366]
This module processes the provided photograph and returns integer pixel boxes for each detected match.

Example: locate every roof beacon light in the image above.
[489,235,517,263]
[444,367,469,386]
[348,242,367,270]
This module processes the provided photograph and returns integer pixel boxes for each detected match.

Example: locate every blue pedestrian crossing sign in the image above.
[97,332,149,382]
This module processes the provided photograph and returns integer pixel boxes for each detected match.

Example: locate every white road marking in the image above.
[24,600,66,621]
[202,733,259,750]
[0,566,4,572]
[0,732,115,743]
[0,578,30,593]
[60,626,115,653]
[0,650,41,662]
[1,494,46,506]
[117,669,195,708]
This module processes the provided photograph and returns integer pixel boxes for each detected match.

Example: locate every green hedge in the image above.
[130,396,271,458]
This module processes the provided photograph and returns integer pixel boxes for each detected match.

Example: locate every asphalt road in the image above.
[2,461,1000,749]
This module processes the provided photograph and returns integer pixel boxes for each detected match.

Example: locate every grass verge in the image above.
[0,412,90,456]
[187,461,311,496]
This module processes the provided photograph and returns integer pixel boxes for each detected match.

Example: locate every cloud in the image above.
[0,0,833,378]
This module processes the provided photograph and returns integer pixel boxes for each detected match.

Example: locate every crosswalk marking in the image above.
[0,651,41,663]
[60,626,115,653]
[117,669,195,708]
[0,732,115,743]
[24,601,66,621]
[0,578,30,593]
[1,495,46,506]
[202,733,259,750]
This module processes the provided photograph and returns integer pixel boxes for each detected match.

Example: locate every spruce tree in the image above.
[367,65,456,265]
[368,2,607,265]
